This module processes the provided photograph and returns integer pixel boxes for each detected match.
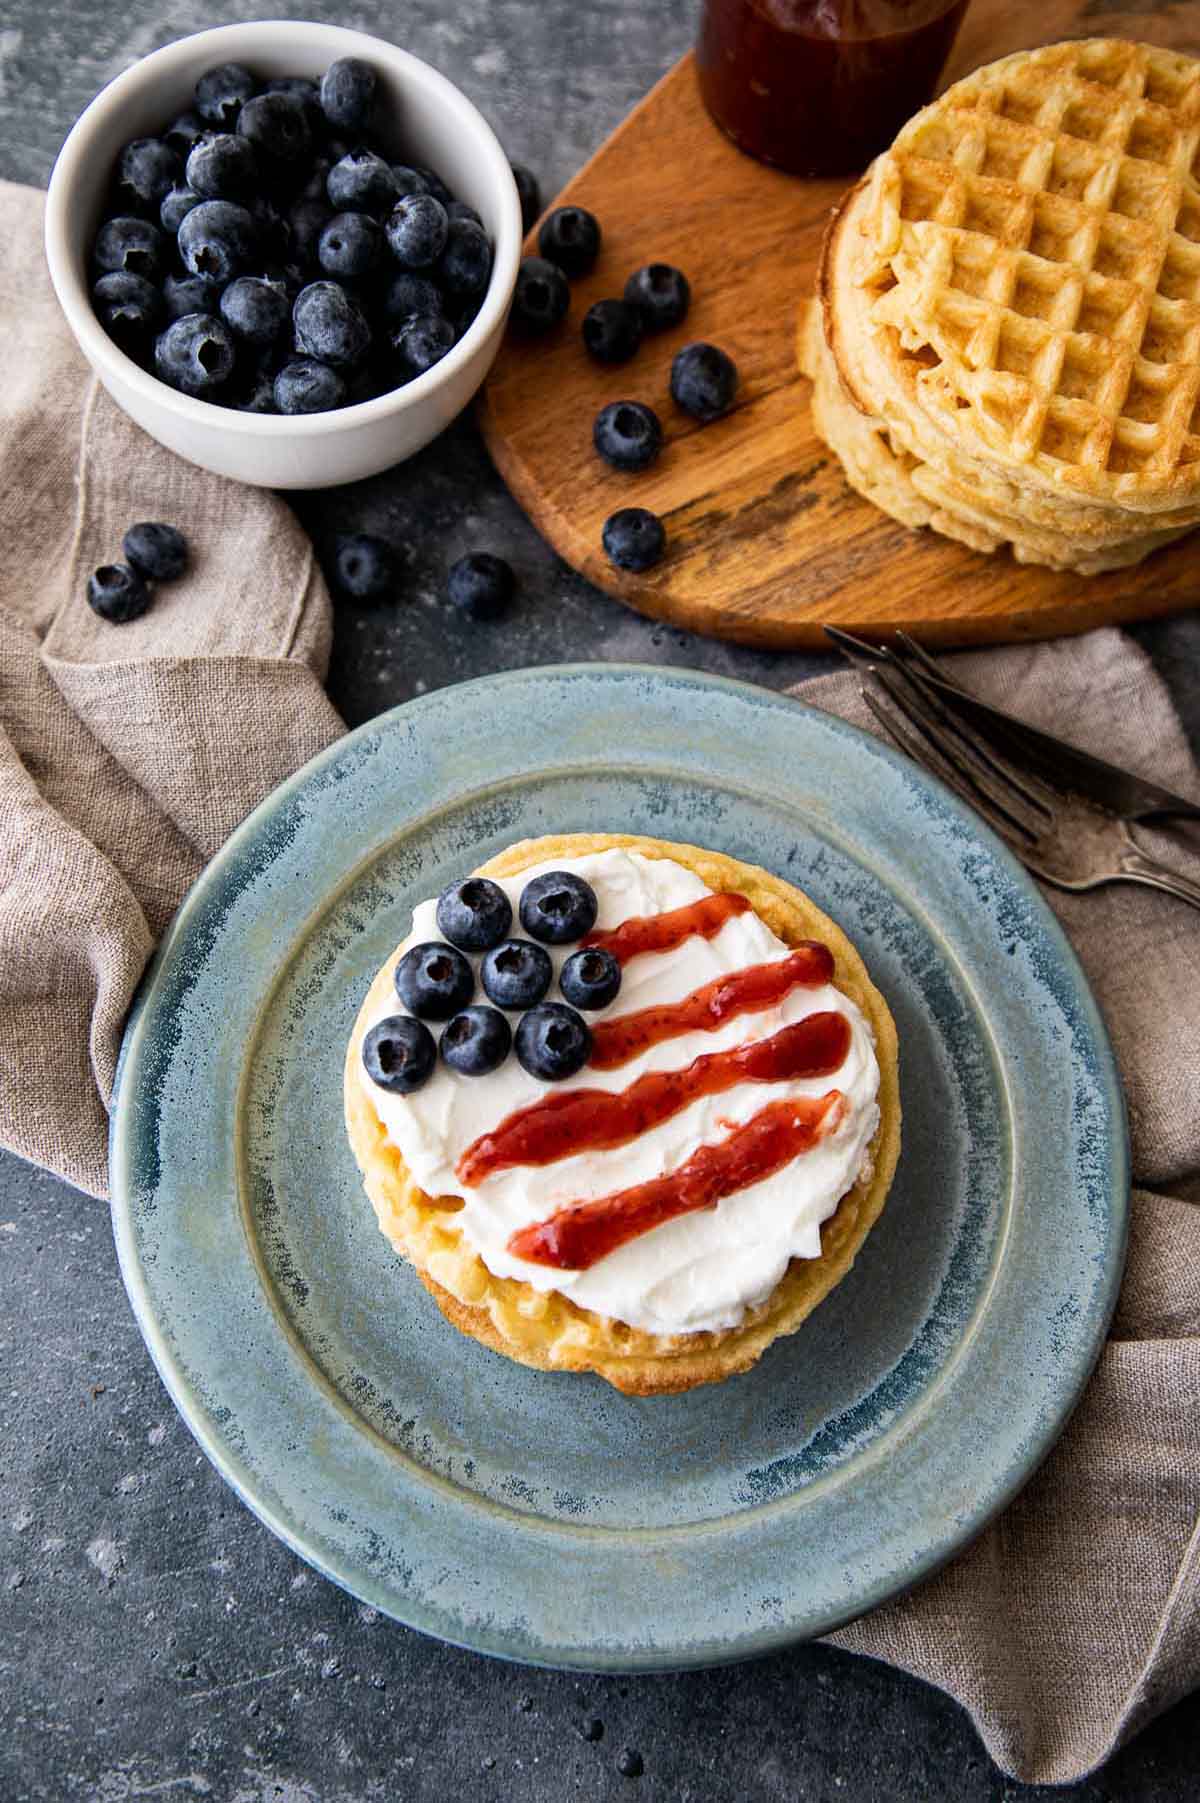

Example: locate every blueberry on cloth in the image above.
[320,57,377,134]
[116,138,181,215]
[481,939,553,1011]
[327,150,399,218]
[581,299,643,365]
[511,162,540,232]
[602,507,666,573]
[394,941,475,1020]
[154,312,237,397]
[440,1006,512,1077]
[332,533,396,601]
[438,217,492,299]
[519,871,598,945]
[362,1015,437,1094]
[437,878,513,952]
[380,272,443,326]
[93,216,168,283]
[159,182,202,235]
[219,275,291,347]
[394,314,456,376]
[593,401,662,472]
[273,357,347,414]
[86,563,152,624]
[236,91,312,170]
[163,271,222,322]
[177,199,256,285]
[164,111,207,159]
[317,211,383,279]
[515,1003,592,1082]
[293,281,371,368]
[510,256,569,335]
[560,948,621,1011]
[123,522,188,583]
[385,194,449,269]
[92,271,163,351]
[537,205,601,279]
[194,63,257,130]
[624,263,690,332]
[185,131,258,201]
[670,341,738,422]
[446,552,513,621]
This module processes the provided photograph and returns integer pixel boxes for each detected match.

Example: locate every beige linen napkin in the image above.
[0,180,343,1197]
[799,635,1200,1786]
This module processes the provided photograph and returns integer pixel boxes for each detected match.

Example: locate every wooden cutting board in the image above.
[477,0,1200,649]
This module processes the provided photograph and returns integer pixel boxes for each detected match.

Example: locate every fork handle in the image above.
[1120,848,1200,913]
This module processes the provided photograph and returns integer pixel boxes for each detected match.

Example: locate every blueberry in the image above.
[481,940,552,1011]
[560,947,621,1010]
[185,131,257,201]
[437,877,513,952]
[288,196,333,262]
[394,314,456,376]
[219,276,291,346]
[446,552,513,621]
[154,312,237,397]
[362,1014,436,1094]
[317,211,382,279]
[515,1004,592,1082]
[394,941,474,1020]
[385,194,449,270]
[519,872,598,944]
[380,272,442,326]
[92,271,163,352]
[86,563,152,624]
[93,216,168,283]
[593,401,662,472]
[160,182,202,234]
[670,341,738,422]
[123,522,188,583]
[273,357,347,414]
[298,155,334,202]
[510,256,568,335]
[293,281,371,368]
[602,507,666,573]
[250,199,292,261]
[616,1750,644,1780]
[440,1006,512,1077]
[177,199,256,284]
[624,263,691,333]
[438,217,492,300]
[238,374,280,414]
[327,150,399,218]
[164,111,207,159]
[266,76,322,118]
[333,533,396,600]
[581,299,643,365]
[237,91,312,171]
[537,206,601,279]
[446,199,482,228]
[116,138,181,215]
[320,58,376,134]
[511,162,540,232]
[194,63,257,130]
[163,270,222,322]
[389,165,431,200]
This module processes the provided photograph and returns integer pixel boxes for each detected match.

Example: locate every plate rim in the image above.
[109,660,1130,1668]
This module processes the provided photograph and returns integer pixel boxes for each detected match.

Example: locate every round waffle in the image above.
[344,833,901,1397]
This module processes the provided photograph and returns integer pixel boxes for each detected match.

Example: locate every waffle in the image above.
[344,833,901,1397]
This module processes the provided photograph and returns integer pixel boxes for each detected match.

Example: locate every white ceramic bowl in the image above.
[45,20,522,489]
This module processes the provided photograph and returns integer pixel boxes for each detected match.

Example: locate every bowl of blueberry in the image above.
[44,20,522,489]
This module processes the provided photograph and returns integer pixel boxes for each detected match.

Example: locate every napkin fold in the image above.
[3,176,1198,1790]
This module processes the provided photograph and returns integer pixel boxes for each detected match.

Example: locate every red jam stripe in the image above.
[588,944,834,1072]
[581,891,750,964]
[457,1013,850,1185]
[506,1092,847,1271]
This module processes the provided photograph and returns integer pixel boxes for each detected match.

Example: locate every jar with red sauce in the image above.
[696,0,970,177]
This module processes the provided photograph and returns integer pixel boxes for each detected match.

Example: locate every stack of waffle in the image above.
[800,38,1200,574]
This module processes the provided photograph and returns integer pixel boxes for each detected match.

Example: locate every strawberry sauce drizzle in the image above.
[457,1013,850,1185]
[589,944,834,1072]
[581,890,750,964]
[507,1093,847,1271]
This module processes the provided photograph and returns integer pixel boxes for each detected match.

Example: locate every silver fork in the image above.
[824,628,1200,914]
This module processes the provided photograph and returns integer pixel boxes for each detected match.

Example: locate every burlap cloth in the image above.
[2,177,1197,1784]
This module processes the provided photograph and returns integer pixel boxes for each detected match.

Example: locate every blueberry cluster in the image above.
[85,520,189,623]
[362,871,622,1094]
[89,57,496,415]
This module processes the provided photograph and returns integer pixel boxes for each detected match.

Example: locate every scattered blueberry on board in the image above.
[86,521,190,623]
[602,507,666,573]
[670,341,739,422]
[624,263,690,332]
[593,401,662,472]
[581,298,643,365]
[88,56,497,415]
[537,206,601,279]
[511,257,570,336]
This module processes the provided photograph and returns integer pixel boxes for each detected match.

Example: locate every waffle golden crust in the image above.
[344,833,901,1397]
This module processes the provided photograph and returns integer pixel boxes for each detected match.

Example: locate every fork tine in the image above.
[894,630,964,691]
[862,690,1036,860]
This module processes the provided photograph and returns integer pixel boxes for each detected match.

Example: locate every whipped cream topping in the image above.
[358,849,881,1336]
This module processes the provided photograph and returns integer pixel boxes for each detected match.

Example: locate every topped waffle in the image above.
[858,39,1200,511]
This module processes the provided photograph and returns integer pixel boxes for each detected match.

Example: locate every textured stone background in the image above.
[2,4,1199,1800]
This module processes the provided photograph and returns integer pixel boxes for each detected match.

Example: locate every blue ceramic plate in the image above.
[110,664,1127,1667]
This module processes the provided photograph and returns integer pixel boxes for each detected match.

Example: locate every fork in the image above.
[824,627,1200,914]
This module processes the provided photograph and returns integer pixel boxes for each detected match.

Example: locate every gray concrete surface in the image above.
[3,3,1200,1799]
